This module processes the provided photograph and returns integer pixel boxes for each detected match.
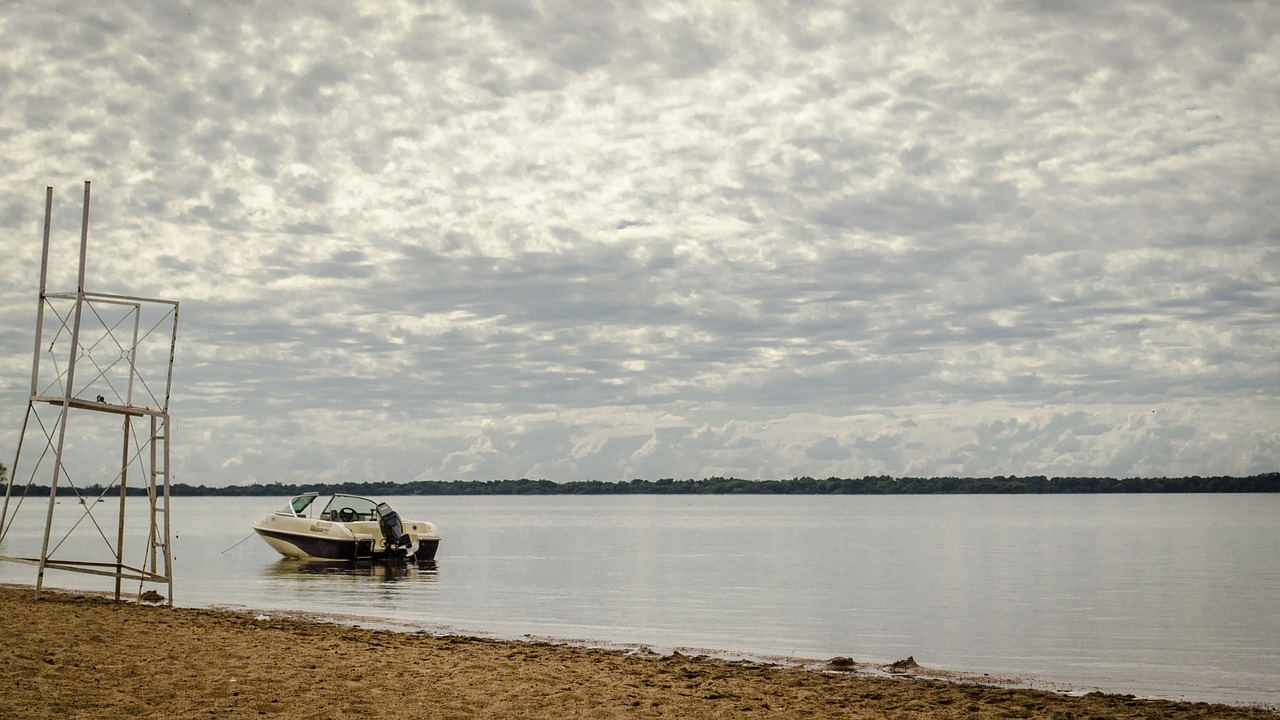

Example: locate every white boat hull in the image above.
[252,494,440,563]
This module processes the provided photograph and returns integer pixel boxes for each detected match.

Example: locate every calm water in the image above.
[2,494,1276,706]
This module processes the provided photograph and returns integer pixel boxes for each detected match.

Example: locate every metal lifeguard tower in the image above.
[0,182,180,604]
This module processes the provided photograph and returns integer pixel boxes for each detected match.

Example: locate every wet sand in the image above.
[2,585,1274,719]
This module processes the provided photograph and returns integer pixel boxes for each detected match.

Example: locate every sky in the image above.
[1,0,1277,488]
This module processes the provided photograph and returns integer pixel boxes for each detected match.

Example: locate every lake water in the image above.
[2,493,1276,707]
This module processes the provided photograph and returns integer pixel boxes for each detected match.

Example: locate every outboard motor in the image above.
[376,502,413,558]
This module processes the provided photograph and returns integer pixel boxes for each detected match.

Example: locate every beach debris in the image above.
[139,590,165,605]
[826,656,857,671]
[254,614,272,621]
[887,656,919,673]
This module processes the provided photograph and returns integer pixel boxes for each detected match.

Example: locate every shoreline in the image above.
[198,603,1084,695]
[3,585,1275,719]
[197,599,1271,709]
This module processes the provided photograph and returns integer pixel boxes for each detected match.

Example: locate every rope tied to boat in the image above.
[220,531,257,554]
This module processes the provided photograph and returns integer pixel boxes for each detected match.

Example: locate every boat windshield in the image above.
[319,495,379,522]
[280,494,318,516]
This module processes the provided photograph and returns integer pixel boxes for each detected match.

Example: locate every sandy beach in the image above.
[1,585,1274,720]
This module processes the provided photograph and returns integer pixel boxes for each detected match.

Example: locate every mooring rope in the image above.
[221,531,257,554]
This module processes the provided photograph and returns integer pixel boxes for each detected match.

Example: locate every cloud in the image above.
[805,437,852,462]
[0,0,1277,486]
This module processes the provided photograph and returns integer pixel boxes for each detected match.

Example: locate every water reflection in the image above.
[263,559,439,583]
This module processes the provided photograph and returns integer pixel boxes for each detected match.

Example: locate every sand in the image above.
[1,586,1274,720]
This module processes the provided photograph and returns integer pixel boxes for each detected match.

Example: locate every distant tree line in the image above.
[12,472,1268,497]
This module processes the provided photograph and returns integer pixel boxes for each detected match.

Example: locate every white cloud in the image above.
[1,0,1277,486]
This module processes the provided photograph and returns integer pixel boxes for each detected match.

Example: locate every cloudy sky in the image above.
[1,0,1277,488]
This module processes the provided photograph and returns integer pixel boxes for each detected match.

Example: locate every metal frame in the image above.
[0,182,179,604]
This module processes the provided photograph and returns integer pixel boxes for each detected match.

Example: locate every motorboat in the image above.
[252,492,440,564]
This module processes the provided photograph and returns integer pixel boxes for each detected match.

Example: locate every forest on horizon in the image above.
[8,471,1276,497]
